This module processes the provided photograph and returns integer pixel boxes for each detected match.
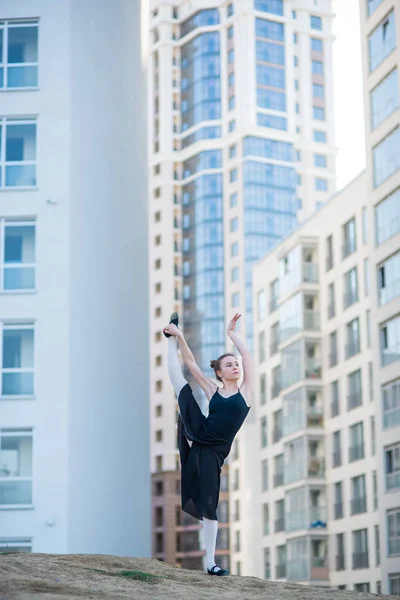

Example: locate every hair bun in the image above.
[210,359,216,368]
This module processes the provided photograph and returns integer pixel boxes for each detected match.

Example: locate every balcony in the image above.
[303,262,318,283]
[276,564,286,578]
[386,471,400,490]
[342,240,356,259]
[308,457,325,477]
[345,338,360,359]
[334,502,343,519]
[349,444,364,462]
[347,392,362,410]
[311,557,329,581]
[352,552,368,569]
[304,310,320,330]
[310,505,327,523]
[336,554,345,571]
[275,517,284,532]
[343,288,358,308]
[305,361,322,380]
[351,497,367,515]
[332,451,341,467]
[274,472,284,487]
[306,409,324,428]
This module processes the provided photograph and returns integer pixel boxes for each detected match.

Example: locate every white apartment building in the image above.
[148,0,337,568]
[248,1,400,592]
[0,0,150,556]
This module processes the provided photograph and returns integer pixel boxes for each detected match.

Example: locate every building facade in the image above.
[0,0,150,556]
[250,1,400,591]
[148,0,336,570]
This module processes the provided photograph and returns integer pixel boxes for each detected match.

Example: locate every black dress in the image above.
[177,382,250,521]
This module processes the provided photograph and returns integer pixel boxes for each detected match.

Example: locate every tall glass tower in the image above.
[148,0,336,570]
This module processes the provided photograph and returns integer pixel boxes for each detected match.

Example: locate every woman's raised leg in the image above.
[167,336,187,397]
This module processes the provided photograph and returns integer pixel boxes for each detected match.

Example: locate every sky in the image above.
[332,0,366,190]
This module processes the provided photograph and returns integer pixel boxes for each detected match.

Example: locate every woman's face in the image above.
[218,355,240,382]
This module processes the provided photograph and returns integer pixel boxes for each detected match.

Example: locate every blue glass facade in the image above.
[255,0,283,16]
[182,125,221,149]
[181,32,221,131]
[257,113,287,130]
[255,18,286,117]
[181,9,219,38]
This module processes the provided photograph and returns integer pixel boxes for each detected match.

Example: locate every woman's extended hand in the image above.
[163,323,183,338]
[227,313,241,334]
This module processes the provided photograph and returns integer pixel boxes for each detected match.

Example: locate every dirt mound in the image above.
[0,554,394,599]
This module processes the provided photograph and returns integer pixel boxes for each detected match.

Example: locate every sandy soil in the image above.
[0,554,397,600]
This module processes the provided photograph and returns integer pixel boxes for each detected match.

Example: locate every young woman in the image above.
[163,312,254,576]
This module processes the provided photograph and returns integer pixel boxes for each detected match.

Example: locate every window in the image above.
[354,584,370,593]
[373,470,378,509]
[294,79,299,90]
[231,266,239,282]
[231,241,239,257]
[255,0,283,16]
[257,113,287,130]
[366,310,371,348]
[348,369,362,410]
[259,331,266,363]
[312,83,324,98]
[368,10,396,72]
[261,459,268,491]
[260,374,266,405]
[0,219,36,291]
[378,252,400,305]
[331,380,339,417]
[333,430,341,467]
[229,144,237,159]
[232,292,240,307]
[228,119,236,132]
[230,168,238,182]
[264,547,271,579]
[293,32,298,44]
[313,106,325,120]
[155,429,163,442]
[375,524,380,565]
[314,130,326,143]
[0,538,31,553]
[315,177,327,191]
[228,95,235,110]
[275,499,284,531]
[310,15,322,30]
[329,331,338,367]
[228,26,234,40]
[261,416,268,448]
[382,378,400,429]
[294,56,298,67]
[1,323,34,397]
[230,192,238,208]
[336,533,345,570]
[389,574,400,596]
[342,217,356,258]
[227,3,234,16]
[0,428,33,506]
[370,69,399,130]
[351,474,367,515]
[311,37,323,52]
[0,118,37,187]
[385,443,400,490]
[295,102,300,114]
[373,127,400,187]
[349,422,364,462]
[380,315,400,366]
[334,481,343,519]
[344,267,358,307]
[263,503,269,535]
[257,289,266,321]
[312,60,324,75]
[314,153,327,167]
[346,318,360,358]
[230,217,239,233]
[228,49,234,63]
[0,21,38,89]
[326,236,333,271]
[375,188,400,245]
[352,529,369,569]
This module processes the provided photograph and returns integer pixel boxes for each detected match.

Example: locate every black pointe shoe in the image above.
[207,565,229,576]
[163,312,179,338]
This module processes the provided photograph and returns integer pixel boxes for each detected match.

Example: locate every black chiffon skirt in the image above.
[177,383,231,521]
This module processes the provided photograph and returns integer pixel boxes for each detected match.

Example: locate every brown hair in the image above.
[210,353,237,382]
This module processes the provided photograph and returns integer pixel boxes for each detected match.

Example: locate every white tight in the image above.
[203,518,219,570]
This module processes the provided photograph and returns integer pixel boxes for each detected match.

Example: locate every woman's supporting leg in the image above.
[203,518,220,572]
[168,336,187,397]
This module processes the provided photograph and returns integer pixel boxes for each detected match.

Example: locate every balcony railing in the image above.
[345,338,360,358]
[332,451,341,467]
[351,497,367,515]
[307,410,323,427]
[386,471,400,490]
[311,556,327,568]
[349,444,364,462]
[275,517,284,532]
[303,262,318,283]
[310,506,327,523]
[347,392,362,410]
[305,362,322,379]
[308,457,325,477]
[352,552,369,569]
[304,310,320,330]
[336,554,345,571]
[342,239,356,259]
[276,564,286,579]
[334,502,343,519]
[343,289,358,308]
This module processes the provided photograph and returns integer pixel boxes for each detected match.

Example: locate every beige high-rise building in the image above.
[249,0,399,593]
[148,0,336,569]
